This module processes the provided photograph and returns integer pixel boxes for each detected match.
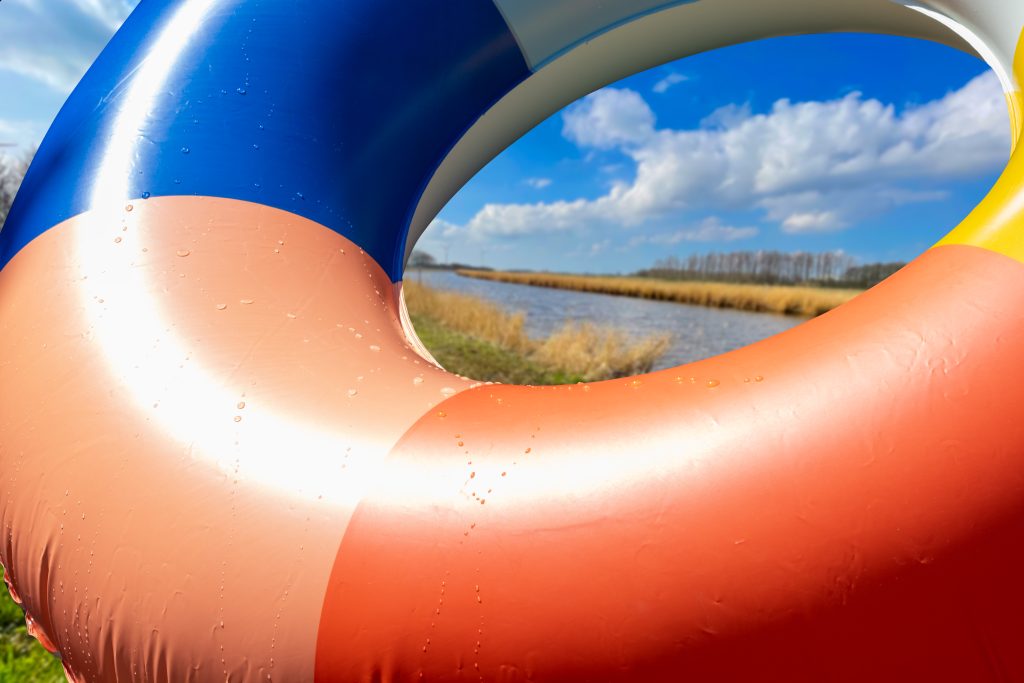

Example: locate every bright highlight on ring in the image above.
[2,1,1024,681]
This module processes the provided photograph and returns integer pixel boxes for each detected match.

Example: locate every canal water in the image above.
[412,270,805,371]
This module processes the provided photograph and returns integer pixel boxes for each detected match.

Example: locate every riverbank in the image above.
[409,313,581,385]
[457,270,861,317]
[404,281,671,383]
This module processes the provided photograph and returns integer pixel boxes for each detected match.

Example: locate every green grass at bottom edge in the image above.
[1,566,64,683]
[410,313,582,385]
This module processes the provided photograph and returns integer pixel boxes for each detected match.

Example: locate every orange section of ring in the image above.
[0,197,471,681]
[316,243,1024,681]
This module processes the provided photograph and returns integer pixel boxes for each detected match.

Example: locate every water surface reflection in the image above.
[413,270,805,370]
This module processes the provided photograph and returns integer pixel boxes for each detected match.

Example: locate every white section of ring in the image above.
[492,0,694,70]
[898,2,1024,96]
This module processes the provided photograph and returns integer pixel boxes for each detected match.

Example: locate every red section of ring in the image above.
[316,244,1024,681]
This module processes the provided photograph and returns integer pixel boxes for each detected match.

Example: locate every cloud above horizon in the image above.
[0,0,137,92]
[431,71,1008,244]
[652,72,688,94]
[628,217,759,246]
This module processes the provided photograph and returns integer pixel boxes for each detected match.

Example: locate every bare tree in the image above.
[409,249,438,268]
[0,147,35,231]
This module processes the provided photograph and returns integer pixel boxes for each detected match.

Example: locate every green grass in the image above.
[1,566,64,683]
[411,313,584,385]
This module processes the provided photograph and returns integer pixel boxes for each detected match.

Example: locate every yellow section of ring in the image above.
[936,27,1024,260]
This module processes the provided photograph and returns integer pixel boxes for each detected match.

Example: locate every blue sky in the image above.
[0,0,136,144]
[0,1,1011,274]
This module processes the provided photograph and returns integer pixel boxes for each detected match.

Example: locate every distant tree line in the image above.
[636,250,905,289]
[408,249,492,272]
[838,262,907,288]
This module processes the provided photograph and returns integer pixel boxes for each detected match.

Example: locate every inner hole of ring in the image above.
[402,32,1011,385]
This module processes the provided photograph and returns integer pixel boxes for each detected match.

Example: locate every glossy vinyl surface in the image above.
[2,0,1024,681]
[317,243,1024,681]
[0,0,529,280]
[0,197,473,681]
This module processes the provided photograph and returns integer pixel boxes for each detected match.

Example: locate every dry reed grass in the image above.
[403,281,671,381]
[403,280,533,353]
[533,322,672,381]
[457,270,860,317]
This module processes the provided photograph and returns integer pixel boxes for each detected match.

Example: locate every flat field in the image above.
[457,269,860,317]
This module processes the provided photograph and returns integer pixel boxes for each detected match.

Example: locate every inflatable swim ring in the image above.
[2,1,1024,680]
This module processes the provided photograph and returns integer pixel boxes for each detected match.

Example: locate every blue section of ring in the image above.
[0,0,530,280]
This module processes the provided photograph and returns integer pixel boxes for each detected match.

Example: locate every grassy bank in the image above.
[404,281,671,382]
[409,313,582,385]
[457,270,861,317]
[1,567,63,682]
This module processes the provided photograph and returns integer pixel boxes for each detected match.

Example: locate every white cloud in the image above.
[436,72,1007,242]
[0,0,138,91]
[562,88,655,149]
[780,209,843,233]
[423,218,462,239]
[462,197,598,238]
[524,177,552,189]
[700,102,752,129]
[760,187,948,234]
[630,217,759,245]
[652,72,688,94]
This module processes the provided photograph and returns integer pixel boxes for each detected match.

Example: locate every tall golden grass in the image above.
[532,322,673,381]
[457,270,861,317]
[403,281,671,381]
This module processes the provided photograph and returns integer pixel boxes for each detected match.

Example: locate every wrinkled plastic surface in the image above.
[2,0,1024,681]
